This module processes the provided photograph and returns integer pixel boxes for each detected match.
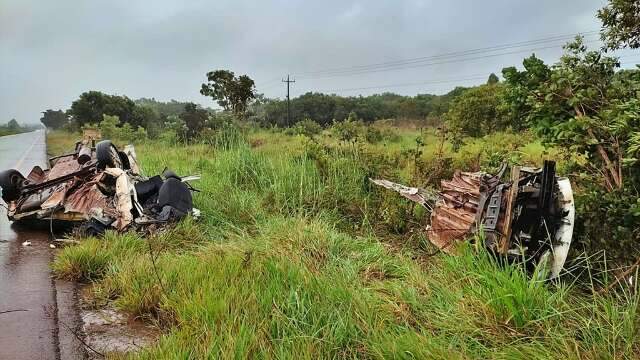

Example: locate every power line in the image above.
[312,74,489,93]
[296,41,599,80]
[295,31,601,79]
[297,39,601,80]
[308,52,640,94]
[301,40,598,79]
[259,31,612,93]
[296,30,599,77]
[260,31,637,96]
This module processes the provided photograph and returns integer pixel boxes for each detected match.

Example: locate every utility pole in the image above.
[282,74,295,126]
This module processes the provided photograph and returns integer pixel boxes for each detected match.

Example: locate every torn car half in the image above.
[371,160,574,279]
[0,136,199,234]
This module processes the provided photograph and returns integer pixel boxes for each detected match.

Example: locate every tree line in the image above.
[41,69,255,140]
[43,86,472,136]
[248,87,469,127]
[40,92,208,137]
[0,119,40,137]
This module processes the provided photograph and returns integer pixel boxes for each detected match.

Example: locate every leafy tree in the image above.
[134,126,148,142]
[200,70,256,119]
[531,38,625,190]
[163,115,188,143]
[208,111,235,131]
[40,109,68,129]
[500,55,552,129]
[7,119,20,131]
[246,93,268,124]
[99,114,120,139]
[546,54,640,263]
[132,105,161,137]
[134,98,205,117]
[396,98,419,119]
[487,73,500,85]
[68,91,137,127]
[180,103,209,139]
[296,92,340,125]
[68,91,162,133]
[119,122,134,142]
[445,84,508,138]
[254,89,467,127]
[598,0,640,50]
[503,37,639,191]
[0,120,40,135]
[293,119,322,138]
[261,99,288,127]
[365,126,384,143]
[332,112,363,145]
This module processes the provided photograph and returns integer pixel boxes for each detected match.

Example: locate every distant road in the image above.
[0,130,47,173]
[0,130,83,360]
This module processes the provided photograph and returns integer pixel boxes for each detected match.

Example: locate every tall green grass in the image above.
[50,130,639,359]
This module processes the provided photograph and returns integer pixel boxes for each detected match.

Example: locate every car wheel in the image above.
[96,140,123,169]
[0,169,25,202]
[162,169,181,180]
[118,151,131,170]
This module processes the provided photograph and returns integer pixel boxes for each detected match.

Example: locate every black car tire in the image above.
[162,169,181,181]
[0,169,25,202]
[96,140,122,169]
[118,151,131,170]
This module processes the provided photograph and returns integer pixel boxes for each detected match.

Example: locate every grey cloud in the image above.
[0,0,623,124]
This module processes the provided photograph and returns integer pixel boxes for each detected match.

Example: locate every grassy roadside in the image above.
[49,129,638,359]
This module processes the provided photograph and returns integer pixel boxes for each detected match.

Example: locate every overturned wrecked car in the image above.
[0,133,198,235]
[372,160,574,279]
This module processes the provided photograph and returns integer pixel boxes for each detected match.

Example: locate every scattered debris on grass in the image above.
[372,160,575,279]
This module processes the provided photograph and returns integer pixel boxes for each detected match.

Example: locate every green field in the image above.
[49,127,639,359]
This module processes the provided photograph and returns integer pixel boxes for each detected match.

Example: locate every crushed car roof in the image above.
[372,160,575,279]
[0,136,199,235]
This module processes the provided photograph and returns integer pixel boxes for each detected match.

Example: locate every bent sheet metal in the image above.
[0,136,199,235]
[371,160,574,279]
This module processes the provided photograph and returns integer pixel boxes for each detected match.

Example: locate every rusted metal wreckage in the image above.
[0,133,199,235]
[372,160,574,279]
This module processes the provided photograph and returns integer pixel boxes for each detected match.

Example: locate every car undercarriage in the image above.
[0,134,199,235]
[371,160,575,279]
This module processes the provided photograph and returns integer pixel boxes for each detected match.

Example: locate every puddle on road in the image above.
[80,288,159,358]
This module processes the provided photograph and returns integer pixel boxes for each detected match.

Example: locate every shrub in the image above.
[134,126,148,143]
[99,114,120,139]
[365,126,383,143]
[331,114,364,145]
[293,118,322,138]
[119,122,134,143]
[574,187,640,265]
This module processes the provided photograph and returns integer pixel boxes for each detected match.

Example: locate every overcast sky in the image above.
[2,0,639,124]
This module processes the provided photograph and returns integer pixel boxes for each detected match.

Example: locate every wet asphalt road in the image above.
[0,130,83,359]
